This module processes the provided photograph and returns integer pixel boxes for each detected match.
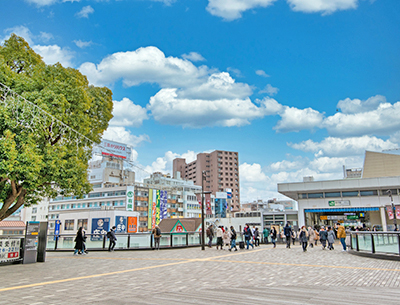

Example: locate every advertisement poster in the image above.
[156,190,161,225]
[148,189,153,230]
[54,219,61,240]
[162,191,168,220]
[127,217,138,233]
[115,216,127,233]
[152,189,157,229]
[101,139,128,159]
[91,218,110,241]
[0,238,20,263]
[396,206,400,220]
[126,186,134,211]
[206,199,212,215]
[386,206,394,220]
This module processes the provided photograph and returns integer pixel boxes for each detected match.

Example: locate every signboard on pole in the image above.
[396,205,400,220]
[101,139,128,159]
[127,217,138,233]
[91,218,110,241]
[148,189,153,230]
[126,186,134,211]
[54,219,61,241]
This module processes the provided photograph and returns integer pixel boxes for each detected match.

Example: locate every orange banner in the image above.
[127,217,137,233]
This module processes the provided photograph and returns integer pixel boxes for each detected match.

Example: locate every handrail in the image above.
[350,231,400,257]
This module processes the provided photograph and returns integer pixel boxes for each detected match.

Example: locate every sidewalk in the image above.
[1,244,400,304]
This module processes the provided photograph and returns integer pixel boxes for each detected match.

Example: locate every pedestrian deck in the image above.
[1,244,400,304]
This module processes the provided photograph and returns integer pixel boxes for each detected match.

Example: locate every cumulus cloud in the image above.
[182,52,206,62]
[274,106,324,133]
[25,0,57,5]
[32,44,74,67]
[76,5,94,18]
[110,98,149,128]
[206,0,277,20]
[336,95,386,114]
[287,0,358,15]
[259,84,279,96]
[79,46,211,88]
[103,127,150,148]
[289,136,398,157]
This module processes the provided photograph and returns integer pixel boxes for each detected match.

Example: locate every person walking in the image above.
[327,226,336,250]
[206,225,214,248]
[299,226,309,252]
[73,227,85,255]
[107,226,117,252]
[291,229,296,246]
[254,228,260,247]
[216,226,224,250]
[284,223,292,249]
[152,225,162,250]
[319,226,328,250]
[336,222,347,251]
[229,226,238,251]
[308,226,316,248]
[270,226,277,248]
[263,227,270,244]
[223,227,231,248]
[243,224,254,249]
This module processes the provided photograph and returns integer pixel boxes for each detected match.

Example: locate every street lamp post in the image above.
[387,190,397,231]
[201,171,206,250]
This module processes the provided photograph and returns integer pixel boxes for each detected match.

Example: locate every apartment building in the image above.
[173,150,240,212]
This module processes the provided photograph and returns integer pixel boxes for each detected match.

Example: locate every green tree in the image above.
[0,34,113,221]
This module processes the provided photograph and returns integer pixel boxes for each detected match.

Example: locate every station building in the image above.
[278,151,400,230]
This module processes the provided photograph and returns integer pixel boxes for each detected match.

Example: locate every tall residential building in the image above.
[173,150,240,212]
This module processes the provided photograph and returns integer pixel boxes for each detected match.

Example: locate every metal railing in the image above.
[47,232,209,251]
[350,231,400,255]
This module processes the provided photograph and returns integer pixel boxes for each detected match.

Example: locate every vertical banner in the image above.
[152,189,157,229]
[54,219,61,240]
[161,191,168,220]
[148,189,153,230]
[206,199,212,215]
[386,205,394,220]
[127,217,138,233]
[91,218,110,241]
[156,190,161,225]
[126,186,134,211]
[115,216,127,233]
[159,190,164,221]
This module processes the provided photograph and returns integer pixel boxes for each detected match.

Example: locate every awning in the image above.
[304,207,379,213]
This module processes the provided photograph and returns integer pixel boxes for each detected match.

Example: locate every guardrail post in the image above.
[398,234,400,256]
[356,234,359,251]
[102,235,106,249]
[371,234,375,254]
[186,233,189,247]
[55,237,58,250]
[170,233,173,248]
[127,235,130,249]
[150,234,153,249]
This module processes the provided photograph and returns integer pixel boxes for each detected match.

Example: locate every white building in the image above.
[278,151,400,230]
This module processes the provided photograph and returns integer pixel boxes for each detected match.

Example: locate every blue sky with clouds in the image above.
[2,0,400,202]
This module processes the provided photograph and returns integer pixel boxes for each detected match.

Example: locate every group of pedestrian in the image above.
[212,225,239,251]
[73,226,88,255]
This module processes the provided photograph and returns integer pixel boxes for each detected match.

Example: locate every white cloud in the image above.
[240,163,269,182]
[269,158,306,172]
[206,0,277,20]
[289,136,398,157]
[76,5,94,18]
[323,100,400,137]
[148,88,269,128]
[38,32,53,43]
[227,67,243,78]
[32,44,74,67]
[150,0,176,5]
[3,26,34,45]
[287,0,358,14]
[25,0,57,6]
[110,98,149,127]
[79,46,211,88]
[259,84,279,96]
[256,70,270,77]
[336,95,386,114]
[182,52,206,62]
[74,40,93,48]
[103,127,150,148]
[274,106,324,133]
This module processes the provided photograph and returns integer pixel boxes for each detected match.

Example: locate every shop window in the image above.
[77,219,88,230]
[65,219,74,230]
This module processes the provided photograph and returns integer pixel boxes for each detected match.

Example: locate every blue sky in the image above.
[2,0,400,202]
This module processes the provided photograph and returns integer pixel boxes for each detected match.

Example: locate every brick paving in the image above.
[1,243,400,304]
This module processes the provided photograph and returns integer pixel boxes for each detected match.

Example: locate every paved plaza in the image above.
[2,244,400,304]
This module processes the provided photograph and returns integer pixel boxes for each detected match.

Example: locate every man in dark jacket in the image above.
[283,223,292,249]
[319,226,328,250]
[243,224,254,250]
[108,226,117,252]
[206,225,214,248]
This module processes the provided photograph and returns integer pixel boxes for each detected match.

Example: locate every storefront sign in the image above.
[0,238,20,263]
[329,200,350,207]
[386,205,394,220]
[115,216,127,233]
[347,215,359,220]
[127,217,137,233]
[91,218,110,241]
[126,186,134,211]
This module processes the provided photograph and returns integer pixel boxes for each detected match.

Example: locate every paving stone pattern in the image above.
[1,243,400,304]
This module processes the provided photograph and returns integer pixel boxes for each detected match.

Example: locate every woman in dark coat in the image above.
[74,227,85,255]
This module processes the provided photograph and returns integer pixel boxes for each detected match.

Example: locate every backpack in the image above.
[206,228,211,237]
[156,227,161,236]
[231,230,237,240]
[106,231,111,238]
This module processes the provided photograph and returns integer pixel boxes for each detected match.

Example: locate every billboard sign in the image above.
[115,216,127,233]
[101,139,128,159]
[127,217,138,233]
[126,186,134,211]
[0,238,20,263]
[91,218,110,241]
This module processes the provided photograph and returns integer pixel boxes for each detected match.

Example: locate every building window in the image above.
[360,190,378,196]
[342,191,359,197]
[325,192,341,198]
[32,207,37,214]
[31,216,36,221]
[77,219,88,230]
[65,220,74,230]
[307,193,323,199]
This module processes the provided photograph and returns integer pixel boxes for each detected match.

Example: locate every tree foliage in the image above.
[0,34,113,221]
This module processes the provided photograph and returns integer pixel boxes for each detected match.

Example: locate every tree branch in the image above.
[2,188,27,221]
